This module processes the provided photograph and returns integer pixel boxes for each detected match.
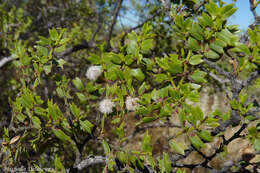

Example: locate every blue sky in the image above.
[226,0,260,30]
[120,0,260,31]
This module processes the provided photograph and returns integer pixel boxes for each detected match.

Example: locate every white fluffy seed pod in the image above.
[99,99,115,114]
[125,96,139,111]
[86,66,102,81]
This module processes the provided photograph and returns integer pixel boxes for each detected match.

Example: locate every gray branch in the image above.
[201,66,229,84]
[75,156,107,171]
[244,107,260,118]
[203,59,232,80]
[242,70,260,87]
[0,56,13,68]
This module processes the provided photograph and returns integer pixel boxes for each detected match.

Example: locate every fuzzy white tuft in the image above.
[125,96,139,111]
[99,99,115,114]
[86,66,102,81]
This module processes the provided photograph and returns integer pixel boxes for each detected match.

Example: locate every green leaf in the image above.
[142,22,153,34]
[160,104,173,117]
[233,44,250,56]
[190,23,204,41]
[72,77,84,91]
[141,39,153,52]
[169,140,185,155]
[142,130,152,153]
[35,45,48,57]
[138,82,149,95]
[222,4,237,19]
[43,64,52,75]
[88,53,101,64]
[141,117,157,123]
[136,106,150,115]
[205,50,220,59]
[159,87,169,98]
[106,66,118,81]
[151,89,159,101]
[198,12,213,28]
[198,130,213,142]
[52,128,72,143]
[131,68,145,81]
[76,92,87,102]
[188,37,200,52]
[209,43,224,54]
[34,107,47,117]
[174,15,184,28]
[116,122,125,139]
[168,54,183,75]
[177,168,185,173]
[80,120,93,134]
[189,135,205,150]
[56,87,64,98]
[216,29,235,46]
[47,100,64,121]
[239,94,248,105]
[20,92,33,109]
[189,55,203,65]
[102,140,110,155]
[117,151,128,164]
[55,45,66,53]
[191,106,204,122]
[60,38,70,45]
[57,59,66,69]
[107,52,122,64]
[154,73,168,83]
[214,39,227,48]
[16,113,26,123]
[69,103,81,118]
[205,1,219,18]
[124,55,134,65]
[155,57,169,70]
[163,153,172,173]
[127,32,138,55]
[55,155,66,172]
[49,28,59,41]
[254,138,260,151]
[190,70,207,83]
[32,116,41,129]
[230,99,239,109]
[37,36,51,46]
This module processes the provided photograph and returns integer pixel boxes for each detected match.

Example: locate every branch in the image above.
[0,56,13,68]
[244,107,260,118]
[55,43,96,58]
[137,122,182,131]
[107,0,124,49]
[249,0,259,20]
[201,66,229,84]
[242,70,260,87]
[75,156,107,171]
[203,59,232,80]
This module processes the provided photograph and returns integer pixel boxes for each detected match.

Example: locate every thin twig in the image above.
[249,0,258,20]
[107,0,124,49]
[120,10,161,45]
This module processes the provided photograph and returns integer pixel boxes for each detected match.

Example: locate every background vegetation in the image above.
[0,0,260,172]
